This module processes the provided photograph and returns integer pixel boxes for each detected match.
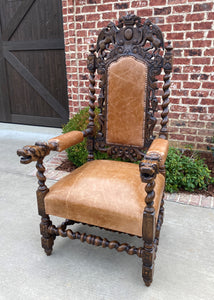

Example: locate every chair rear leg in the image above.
[159,195,165,226]
[40,215,55,256]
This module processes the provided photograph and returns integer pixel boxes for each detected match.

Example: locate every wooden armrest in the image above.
[147,138,169,166]
[48,131,84,152]
[17,131,84,164]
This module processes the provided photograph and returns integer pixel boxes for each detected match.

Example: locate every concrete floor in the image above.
[0,123,214,300]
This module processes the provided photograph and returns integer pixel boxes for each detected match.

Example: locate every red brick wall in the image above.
[62,0,214,150]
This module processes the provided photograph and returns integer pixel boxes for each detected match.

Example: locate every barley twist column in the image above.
[87,44,96,161]
[159,41,173,140]
[140,154,159,286]
[35,144,54,256]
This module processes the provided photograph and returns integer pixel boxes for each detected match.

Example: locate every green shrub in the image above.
[165,147,213,193]
[62,107,107,167]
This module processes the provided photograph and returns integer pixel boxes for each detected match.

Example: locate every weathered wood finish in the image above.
[0,0,68,126]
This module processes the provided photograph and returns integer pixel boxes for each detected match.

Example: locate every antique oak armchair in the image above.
[17,14,173,286]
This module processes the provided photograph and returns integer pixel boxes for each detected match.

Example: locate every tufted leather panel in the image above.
[45,160,165,237]
[106,56,147,147]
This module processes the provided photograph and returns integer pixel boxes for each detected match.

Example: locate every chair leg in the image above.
[155,195,165,248]
[142,241,155,286]
[142,194,165,285]
[40,215,55,256]
[142,211,155,287]
[160,195,165,225]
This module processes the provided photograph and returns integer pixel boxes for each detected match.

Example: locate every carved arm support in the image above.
[17,142,51,216]
[147,138,169,177]
[140,154,160,210]
[17,131,84,164]
[139,154,160,242]
[140,153,160,285]
[17,131,84,216]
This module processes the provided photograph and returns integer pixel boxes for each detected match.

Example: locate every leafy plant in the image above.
[62,107,107,167]
[165,147,213,193]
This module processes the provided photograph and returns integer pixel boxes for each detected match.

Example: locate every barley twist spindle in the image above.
[159,41,173,140]
[48,224,143,258]
[87,44,96,161]
[140,155,160,286]
[36,158,47,191]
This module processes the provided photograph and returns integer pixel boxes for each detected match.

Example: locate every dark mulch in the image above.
[56,160,76,172]
[207,185,214,196]
[178,187,213,197]
[56,150,214,196]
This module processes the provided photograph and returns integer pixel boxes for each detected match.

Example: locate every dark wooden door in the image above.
[0,0,69,127]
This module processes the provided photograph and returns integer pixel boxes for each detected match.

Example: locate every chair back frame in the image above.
[87,14,172,162]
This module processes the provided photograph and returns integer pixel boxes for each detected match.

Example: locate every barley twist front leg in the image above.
[140,155,159,286]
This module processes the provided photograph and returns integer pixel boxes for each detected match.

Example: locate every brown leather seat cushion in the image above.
[45,160,165,237]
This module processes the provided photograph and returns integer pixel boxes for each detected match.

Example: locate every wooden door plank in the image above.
[11,114,63,127]
[0,57,12,122]
[0,21,11,122]
[3,39,65,51]
[4,50,68,120]
[2,0,36,41]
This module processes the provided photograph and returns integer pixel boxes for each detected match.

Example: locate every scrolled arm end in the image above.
[17,142,50,164]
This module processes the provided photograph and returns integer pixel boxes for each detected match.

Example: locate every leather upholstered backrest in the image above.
[106,56,147,147]
[87,14,166,161]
